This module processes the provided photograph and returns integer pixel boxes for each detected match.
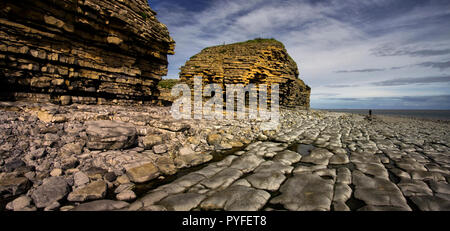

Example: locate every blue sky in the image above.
[149,0,450,109]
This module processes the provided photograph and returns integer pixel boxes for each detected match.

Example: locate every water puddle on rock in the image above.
[288,143,315,156]
[133,146,247,198]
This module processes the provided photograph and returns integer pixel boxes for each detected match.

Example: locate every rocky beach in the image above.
[1,102,449,211]
[1,0,449,213]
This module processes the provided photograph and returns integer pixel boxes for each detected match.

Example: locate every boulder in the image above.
[6,195,33,211]
[31,176,69,208]
[116,190,137,202]
[142,135,163,149]
[67,180,107,202]
[73,171,90,187]
[86,120,137,150]
[0,174,31,198]
[126,162,160,183]
[152,144,168,154]
[270,173,334,211]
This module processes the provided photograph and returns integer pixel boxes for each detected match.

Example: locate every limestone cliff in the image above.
[179,39,310,108]
[0,0,175,105]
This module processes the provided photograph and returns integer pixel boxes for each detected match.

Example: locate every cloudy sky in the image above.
[150,0,450,109]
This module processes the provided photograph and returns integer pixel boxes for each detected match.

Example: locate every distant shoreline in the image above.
[317,109,450,122]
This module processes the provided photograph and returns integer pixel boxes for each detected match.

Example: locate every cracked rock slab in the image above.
[200,168,243,190]
[200,185,270,211]
[329,153,350,165]
[273,150,301,165]
[429,181,450,195]
[246,171,287,191]
[336,167,352,185]
[300,148,334,166]
[157,193,206,211]
[270,173,334,211]
[67,180,107,202]
[293,165,326,174]
[333,183,352,203]
[125,162,160,183]
[254,161,293,174]
[410,196,450,211]
[397,179,433,197]
[352,171,410,209]
[410,170,446,182]
[229,154,264,173]
[355,163,389,179]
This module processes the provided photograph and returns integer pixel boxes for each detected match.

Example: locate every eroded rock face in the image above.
[179,39,310,108]
[0,0,174,105]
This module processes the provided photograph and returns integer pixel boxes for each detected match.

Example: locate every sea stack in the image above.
[179,39,310,108]
[0,0,175,105]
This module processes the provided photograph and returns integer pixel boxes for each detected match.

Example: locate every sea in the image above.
[318,109,450,121]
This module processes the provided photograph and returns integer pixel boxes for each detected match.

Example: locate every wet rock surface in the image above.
[0,102,450,211]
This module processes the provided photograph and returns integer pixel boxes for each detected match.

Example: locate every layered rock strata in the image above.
[0,0,174,105]
[179,39,310,108]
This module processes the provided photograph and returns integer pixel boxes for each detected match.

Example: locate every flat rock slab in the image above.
[126,162,160,183]
[273,150,301,165]
[410,196,450,211]
[293,165,326,174]
[429,181,450,194]
[398,179,433,197]
[86,120,137,150]
[229,154,264,173]
[68,181,107,202]
[174,153,213,169]
[333,183,352,203]
[200,168,243,190]
[329,153,350,165]
[31,176,68,208]
[171,173,206,189]
[336,167,352,185]
[410,170,446,182]
[300,148,334,166]
[254,161,293,175]
[396,159,427,172]
[157,193,206,211]
[246,171,287,191]
[200,185,270,211]
[271,173,334,211]
[350,153,381,164]
[355,163,389,179]
[71,200,129,211]
[352,171,410,209]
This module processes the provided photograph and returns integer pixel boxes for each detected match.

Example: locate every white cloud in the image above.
[153,0,450,109]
